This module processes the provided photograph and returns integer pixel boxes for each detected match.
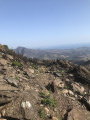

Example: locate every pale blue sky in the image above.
[0,0,90,48]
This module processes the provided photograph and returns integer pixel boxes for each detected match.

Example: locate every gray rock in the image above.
[67,108,90,120]
[21,101,32,108]
[5,77,19,87]
[72,83,84,94]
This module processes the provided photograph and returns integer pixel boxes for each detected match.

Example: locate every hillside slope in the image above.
[0,44,90,120]
[15,47,90,62]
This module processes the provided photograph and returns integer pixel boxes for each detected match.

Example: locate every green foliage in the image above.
[40,92,56,107]
[12,61,21,67]
[57,86,62,90]
[3,45,8,49]
[39,69,43,73]
[39,109,47,119]
[15,76,20,80]
[32,64,38,69]
[64,85,69,89]
[59,70,66,74]
[41,95,57,107]
[39,92,47,98]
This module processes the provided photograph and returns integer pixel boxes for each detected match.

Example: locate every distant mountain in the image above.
[14,46,90,62]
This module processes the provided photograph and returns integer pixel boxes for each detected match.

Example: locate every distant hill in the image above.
[14,47,90,62]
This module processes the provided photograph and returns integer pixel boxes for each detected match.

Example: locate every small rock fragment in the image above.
[21,101,32,108]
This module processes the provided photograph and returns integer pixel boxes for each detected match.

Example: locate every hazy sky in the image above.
[0,0,90,48]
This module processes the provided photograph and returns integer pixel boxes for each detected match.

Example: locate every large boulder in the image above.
[54,78,64,89]
[67,108,90,120]
[4,90,39,120]
[72,83,84,94]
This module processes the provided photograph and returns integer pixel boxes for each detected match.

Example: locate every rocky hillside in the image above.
[0,44,90,120]
[76,60,90,71]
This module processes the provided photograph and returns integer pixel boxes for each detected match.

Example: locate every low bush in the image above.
[3,45,8,49]
[41,94,57,107]
[12,61,21,67]
[39,92,47,98]
[15,76,20,80]
[32,64,38,69]
[39,109,47,119]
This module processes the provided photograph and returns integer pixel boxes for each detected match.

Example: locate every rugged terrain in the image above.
[0,44,90,120]
[15,46,90,62]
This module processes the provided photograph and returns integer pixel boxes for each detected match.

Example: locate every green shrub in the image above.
[39,92,47,98]
[39,69,43,73]
[12,61,21,67]
[64,85,69,89]
[57,86,62,90]
[32,64,38,69]
[39,109,47,119]
[3,45,8,49]
[41,95,57,107]
[15,76,20,80]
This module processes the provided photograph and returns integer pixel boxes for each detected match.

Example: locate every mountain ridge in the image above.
[14,46,90,63]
